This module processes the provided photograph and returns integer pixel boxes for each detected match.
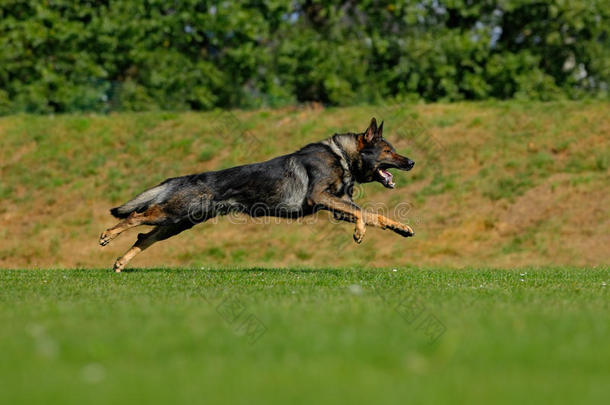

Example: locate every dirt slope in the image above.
[0,101,608,269]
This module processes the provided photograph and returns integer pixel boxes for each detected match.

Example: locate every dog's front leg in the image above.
[311,192,414,242]
[365,213,414,237]
[353,216,366,244]
[331,206,415,238]
[311,193,367,244]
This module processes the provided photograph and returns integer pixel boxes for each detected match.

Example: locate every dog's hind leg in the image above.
[112,221,194,272]
[99,206,167,246]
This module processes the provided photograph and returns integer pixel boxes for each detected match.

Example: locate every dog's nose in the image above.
[407,160,415,170]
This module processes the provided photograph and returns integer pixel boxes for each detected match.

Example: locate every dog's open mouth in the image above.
[377,168,395,188]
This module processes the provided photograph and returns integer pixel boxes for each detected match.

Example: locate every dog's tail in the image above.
[110,182,172,219]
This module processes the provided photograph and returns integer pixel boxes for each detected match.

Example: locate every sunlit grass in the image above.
[0,267,608,405]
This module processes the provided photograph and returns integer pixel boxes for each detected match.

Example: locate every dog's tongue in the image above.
[379,169,395,188]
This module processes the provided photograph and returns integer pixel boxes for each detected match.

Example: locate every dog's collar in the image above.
[323,136,353,186]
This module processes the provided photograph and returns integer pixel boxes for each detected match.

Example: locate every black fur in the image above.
[103,118,415,271]
[111,118,414,226]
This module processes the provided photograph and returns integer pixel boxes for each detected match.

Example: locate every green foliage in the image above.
[0,0,608,113]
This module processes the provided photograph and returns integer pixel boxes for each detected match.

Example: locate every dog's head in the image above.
[356,118,414,188]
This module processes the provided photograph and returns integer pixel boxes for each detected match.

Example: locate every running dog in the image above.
[100,118,415,271]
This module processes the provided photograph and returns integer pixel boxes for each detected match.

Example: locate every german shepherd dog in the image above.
[100,118,415,272]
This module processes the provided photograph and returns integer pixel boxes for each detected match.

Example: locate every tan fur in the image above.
[113,227,162,272]
[311,191,413,243]
[99,205,166,246]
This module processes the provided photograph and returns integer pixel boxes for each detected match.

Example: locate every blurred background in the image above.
[0,0,608,113]
[0,1,608,269]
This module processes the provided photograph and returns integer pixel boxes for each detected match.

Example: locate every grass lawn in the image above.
[1,267,608,404]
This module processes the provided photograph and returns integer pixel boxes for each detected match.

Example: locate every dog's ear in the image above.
[377,120,384,138]
[364,117,378,143]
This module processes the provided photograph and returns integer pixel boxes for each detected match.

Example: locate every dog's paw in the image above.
[99,231,113,246]
[394,224,414,237]
[113,257,125,273]
[353,227,365,244]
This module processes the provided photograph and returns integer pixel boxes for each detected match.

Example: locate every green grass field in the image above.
[1,267,608,404]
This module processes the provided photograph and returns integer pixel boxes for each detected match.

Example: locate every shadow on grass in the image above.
[0,267,404,275]
[118,266,367,275]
